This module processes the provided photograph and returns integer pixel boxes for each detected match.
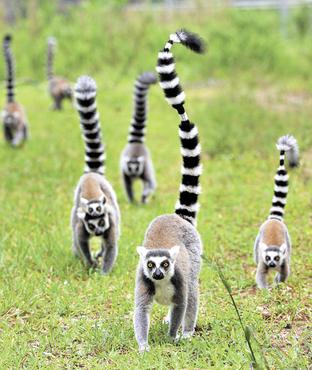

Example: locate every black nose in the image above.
[95,231,102,236]
[269,262,276,268]
[153,269,164,280]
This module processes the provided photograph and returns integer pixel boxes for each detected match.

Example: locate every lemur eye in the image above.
[147,261,154,269]
[162,261,169,268]
[265,256,270,261]
[274,256,280,262]
[88,223,95,230]
[88,207,93,214]
[96,206,101,212]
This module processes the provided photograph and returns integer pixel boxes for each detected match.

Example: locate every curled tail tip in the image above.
[276,134,299,167]
[75,75,97,97]
[139,71,158,85]
[175,29,206,54]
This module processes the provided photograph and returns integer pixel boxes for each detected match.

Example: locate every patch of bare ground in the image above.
[254,87,312,112]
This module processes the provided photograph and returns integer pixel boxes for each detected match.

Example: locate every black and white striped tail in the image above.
[128,72,157,143]
[75,76,105,175]
[156,30,205,226]
[3,34,15,103]
[47,37,56,81]
[269,135,299,221]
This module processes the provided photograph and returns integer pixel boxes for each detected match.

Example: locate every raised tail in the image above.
[3,34,15,103]
[269,134,299,221]
[74,76,105,175]
[128,72,157,144]
[156,30,206,226]
[47,37,56,81]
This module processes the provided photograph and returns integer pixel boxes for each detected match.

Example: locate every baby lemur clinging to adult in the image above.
[120,72,157,203]
[134,30,206,352]
[2,34,28,147]
[47,37,72,110]
[254,135,299,289]
[71,76,120,273]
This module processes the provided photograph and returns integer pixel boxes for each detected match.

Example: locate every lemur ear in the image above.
[100,195,106,204]
[77,208,86,220]
[280,243,287,254]
[169,245,180,261]
[80,197,89,206]
[259,242,267,250]
[137,246,147,258]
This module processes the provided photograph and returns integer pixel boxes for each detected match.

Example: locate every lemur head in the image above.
[124,156,144,176]
[78,212,110,236]
[79,196,107,217]
[260,243,287,268]
[137,246,180,281]
[3,112,19,129]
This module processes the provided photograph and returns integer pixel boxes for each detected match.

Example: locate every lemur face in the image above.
[261,244,286,268]
[137,246,180,281]
[82,213,110,236]
[124,156,144,176]
[3,112,19,129]
[80,196,106,217]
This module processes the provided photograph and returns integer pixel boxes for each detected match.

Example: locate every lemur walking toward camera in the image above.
[71,76,120,273]
[254,135,299,289]
[47,37,72,110]
[120,72,157,203]
[134,30,206,352]
[2,34,28,146]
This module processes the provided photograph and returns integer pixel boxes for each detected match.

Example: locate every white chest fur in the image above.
[154,280,174,306]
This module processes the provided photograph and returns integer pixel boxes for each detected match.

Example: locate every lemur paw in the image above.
[162,314,170,325]
[138,344,150,353]
[182,330,194,339]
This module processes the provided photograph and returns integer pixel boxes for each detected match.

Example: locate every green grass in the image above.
[0,5,312,369]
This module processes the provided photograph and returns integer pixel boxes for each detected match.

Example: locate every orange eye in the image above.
[162,261,169,268]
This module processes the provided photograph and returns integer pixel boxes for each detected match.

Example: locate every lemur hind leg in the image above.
[123,173,134,202]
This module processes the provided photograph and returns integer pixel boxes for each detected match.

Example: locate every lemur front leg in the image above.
[134,287,153,352]
[169,291,187,341]
[122,173,134,202]
[4,125,13,142]
[183,279,199,338]
[256,263,269,289]
[141,166,156,204]
[11,130,24,147]
[101,222,118,275]
[74,225,97,269]
[275,261,290,284]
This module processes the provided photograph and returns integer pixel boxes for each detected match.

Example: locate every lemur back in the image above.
[120,72,157,203]
[134,30,206,353]
[254,135,299,289]
[47,37,72,110]
[2,34,28,146]
[71,76,120,274]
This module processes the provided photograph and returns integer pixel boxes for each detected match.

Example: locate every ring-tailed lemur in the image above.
[134,30,206,352]
[71,76,120,273]
[47,37,72,110]
[2,34,28,146]
[254,135,299,289]
[120,72,157,203]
